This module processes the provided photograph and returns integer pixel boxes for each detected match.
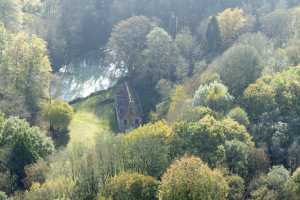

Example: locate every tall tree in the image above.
[0,0,21,30]
[217,8,252,48]
[206,16,222,53]
[0,117,54,186]
[107,16,155,77]
[175,28,196,76]
[158,155,228,200]
[144,27,183,81]
[0,31,52,122]
[219,44,262,97]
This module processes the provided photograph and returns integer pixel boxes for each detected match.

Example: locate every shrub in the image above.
[172,116,253,166]
[0,191,7,200]
[226,175,245,200]
[122,121,172,177]
[44,100,74,147]
[227,107,250,127]
[101,172,159,200]
[158,155,228,200]
[193,81,234,113]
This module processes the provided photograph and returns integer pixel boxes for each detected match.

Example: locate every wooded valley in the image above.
[1,0,300,199]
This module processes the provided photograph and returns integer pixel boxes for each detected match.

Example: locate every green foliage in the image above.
[244,66,300,120]
[144,27,184,81]
[175,28,196,76]
[225,140,252,179]
[43,0,113,68]
[249,166,290,200]
[44,100,74,147]
[23,160,49,189]
[269,122,289,165]
[0,0,21,30]
[44,101,74,132]
[0,170,17,194]
[288,139,300,171]
[0,191,7,200]
[193,81,234,113]
[24,176,75,200]
[227,107,250,127]
[219,44,262,97]
[285,167,300,199]
[237,32,272,57]
[180,106,215,123]
[261,9,291,46]
[172,116,253,166]
[175,29,194,60]
[0,113,5,130]
[236,32,287,74]
[71,156,99,200]
[101,172,159,200]
[166,85,189,122]
[224,140,269,181]
[226,175,245,200]
[158,155,228,200]
[94,132,124,185]
[206,16,222,53]
[122,121,172,177]
[0,117,54,183]
[107,16,154,76]
[0,31,52,122]
[285,39,300,66]
[217,8,252,48]
[4,1,300,198]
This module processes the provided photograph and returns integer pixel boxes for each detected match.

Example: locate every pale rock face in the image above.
[51,53,120,102]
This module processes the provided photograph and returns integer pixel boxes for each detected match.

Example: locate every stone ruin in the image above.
[114,82,143,132]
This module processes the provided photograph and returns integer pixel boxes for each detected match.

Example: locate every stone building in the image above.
[115,82,143,132]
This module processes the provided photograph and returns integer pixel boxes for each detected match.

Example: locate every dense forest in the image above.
[2,0,300,199]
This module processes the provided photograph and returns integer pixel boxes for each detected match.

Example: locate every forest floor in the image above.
[67,89,117,148]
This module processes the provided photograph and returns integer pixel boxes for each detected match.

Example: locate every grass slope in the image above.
[67,89,117,148]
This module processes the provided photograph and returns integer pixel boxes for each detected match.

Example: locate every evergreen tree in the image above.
[206,16,222,53]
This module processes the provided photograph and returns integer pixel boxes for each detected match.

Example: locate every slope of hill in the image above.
[67,89,118,148]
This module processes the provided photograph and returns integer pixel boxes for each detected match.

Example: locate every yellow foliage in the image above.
[26,176,75,200]
[158,155,228,200]
[124,120,173,142]
[167,85,192,122]
[217,8,249,46]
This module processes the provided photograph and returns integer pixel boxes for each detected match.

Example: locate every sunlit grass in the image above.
[67,89,117,148]
[68,111,103,147]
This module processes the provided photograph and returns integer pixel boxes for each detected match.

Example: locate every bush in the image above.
[219,45,262,97]
[0,117,54,184]
[23,160,49,189]
[122,121,172,177]
[226,175,245,200]
[249,166,290,200]
[244,67,300,120]
[0,191,7,200]
[44,100,74,147]
[172,116,253,166]
[0,171,16,194]
[285,167,300,200]
[24,176,75,200]
[193,81,234,113]
[227,107,250,127]
[158,155,228,200]
[224,141,269,181]
[101,172,159,200]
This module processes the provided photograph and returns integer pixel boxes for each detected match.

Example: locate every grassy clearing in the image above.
[67,89,117,148]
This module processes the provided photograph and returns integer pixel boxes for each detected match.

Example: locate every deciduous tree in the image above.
[158,155,228,200]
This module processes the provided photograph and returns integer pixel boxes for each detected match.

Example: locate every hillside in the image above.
[68,89,117,147]
[3,1,300,200]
